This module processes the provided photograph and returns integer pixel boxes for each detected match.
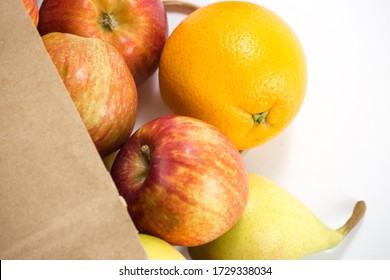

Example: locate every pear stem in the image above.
[336,200,367,237]
[162,0,200,13]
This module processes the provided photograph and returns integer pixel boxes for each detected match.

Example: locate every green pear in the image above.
[138,234,187,260]
[188,173,366,260]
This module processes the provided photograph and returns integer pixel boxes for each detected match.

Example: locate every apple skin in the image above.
[42,32,138,157]
[22,0,39,27]
[37,0,168,86]
[111,115,249,246]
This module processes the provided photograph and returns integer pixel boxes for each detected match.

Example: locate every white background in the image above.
[37,0,390,260]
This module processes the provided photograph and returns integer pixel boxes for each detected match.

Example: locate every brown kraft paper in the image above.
[0,0,147,260]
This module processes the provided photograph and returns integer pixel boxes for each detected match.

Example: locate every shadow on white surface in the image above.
[242,128,294,183]
[134,72,172,130]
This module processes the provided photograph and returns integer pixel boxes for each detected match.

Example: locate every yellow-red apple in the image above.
[38,0,168,86]
[22,0,39,27]
[111,115,249,246]
[42,32,138,157]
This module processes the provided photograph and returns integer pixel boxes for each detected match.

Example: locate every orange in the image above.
[159,1,307,150]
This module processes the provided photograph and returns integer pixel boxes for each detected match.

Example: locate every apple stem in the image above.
[162,0,200,13]
[336,200,367,237]
[100,12,118,31]
[141,145,151,165]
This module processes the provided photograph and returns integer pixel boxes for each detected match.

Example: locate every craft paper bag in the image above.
[0,0,147,260]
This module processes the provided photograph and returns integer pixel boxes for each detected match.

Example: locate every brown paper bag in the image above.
[0,0,147,260]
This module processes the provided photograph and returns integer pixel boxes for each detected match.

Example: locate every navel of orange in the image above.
[159,1,307,151]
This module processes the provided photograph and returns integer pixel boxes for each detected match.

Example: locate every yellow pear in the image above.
[138,234,187,260]
[102,149,119,171]
[188,173,366,260]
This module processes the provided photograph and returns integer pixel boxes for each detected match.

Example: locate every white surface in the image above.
[37,0,390,260]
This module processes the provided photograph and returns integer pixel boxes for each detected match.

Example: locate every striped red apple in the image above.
[42,32,138,157]
[22,0,39,26]
[37,0,168,86]
[111,115,249,246]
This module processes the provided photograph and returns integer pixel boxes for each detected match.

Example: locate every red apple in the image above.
[111,115,249,246]
[42,32,138,157]
[37,0,168,86]
[22,0,39,27]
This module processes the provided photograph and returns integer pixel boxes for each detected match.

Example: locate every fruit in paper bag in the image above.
[38,0,168,86]
[22,0,39,26]
[42,32,137,157]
